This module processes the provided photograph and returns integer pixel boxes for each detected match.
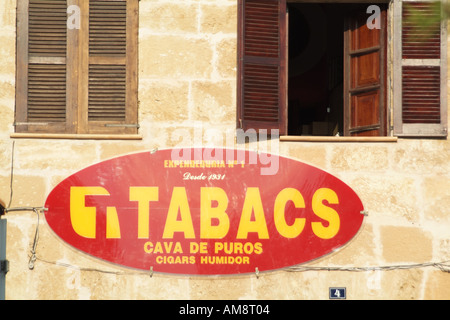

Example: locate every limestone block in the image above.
[139,35,213,79]
[7,175,46,208]
[320,223,378,267]
[0,35,15,75]
[0,80,15,137]
[0,175,11,205]
[330,144,389,172]
[381,226,433,263]
[140,2,198,34]
[422,176,450,222]
[190,80,235,123]
[424,270,450,299]
[347,175,420,224]
[0,141,13,172]
[13,140,99,173]
[392,140,450,175]
[0,100,15,137]
[139,80,190,122]
[200,4,237,34]
[0,0,16,28]
[99,142,146,161]
[189,277,253,300]
[282,142,328,169]
[216,37,237,79]
[0,79,14,100]
[380,269,424,299]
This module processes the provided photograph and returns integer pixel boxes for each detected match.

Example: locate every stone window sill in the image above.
[10,133,143,140]
[279,136,398,142]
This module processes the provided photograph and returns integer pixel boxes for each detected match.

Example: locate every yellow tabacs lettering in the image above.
[237,188,269,239]
[173,242,183,253]
[129,187,159,239]
[311,188,340,239]
[274,188,306,238]
[200,187,230,239]
[106,207,121,239]
[70,187,110,239]
[163,187,195,239]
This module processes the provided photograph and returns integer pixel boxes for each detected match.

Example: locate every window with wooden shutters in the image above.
[239,0,447,140]
[237,0,287,135]
[16,0,139,135]
[393,0,447,137]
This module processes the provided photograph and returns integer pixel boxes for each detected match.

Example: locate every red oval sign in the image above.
[45,148,365,275]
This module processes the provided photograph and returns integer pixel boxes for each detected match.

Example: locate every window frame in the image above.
[15,0,139,137]
[237,0,448,140]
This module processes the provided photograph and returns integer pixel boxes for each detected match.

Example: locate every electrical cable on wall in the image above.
[4,141,47,269]
[286,261,450,274]
[31,254,450,277]
[5,207,46,270]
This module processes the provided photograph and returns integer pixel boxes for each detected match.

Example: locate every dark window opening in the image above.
[287,3,387,136]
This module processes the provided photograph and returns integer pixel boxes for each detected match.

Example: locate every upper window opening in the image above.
[287,3,387,137]
[237,0,447,139]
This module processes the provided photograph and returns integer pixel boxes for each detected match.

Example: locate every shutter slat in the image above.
[29,0,67,57]
[402,65,441,124]
[89,0,127,56]
[402,2,441,59]
[28,63,66,122]
[244,1,280,58]
[88,64,126,121]
[243,63,280,122]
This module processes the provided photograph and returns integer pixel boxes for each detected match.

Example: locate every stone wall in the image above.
[0,0,449,300]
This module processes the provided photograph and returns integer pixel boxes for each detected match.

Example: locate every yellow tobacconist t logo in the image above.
[70,187,121,239]
[69,186,341,241]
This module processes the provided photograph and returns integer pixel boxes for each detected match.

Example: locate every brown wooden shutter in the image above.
[16,0,74,133]
[394,1,447,137]
[238,0,287,135]
[344,5,387,137]
[81,0,138,134]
